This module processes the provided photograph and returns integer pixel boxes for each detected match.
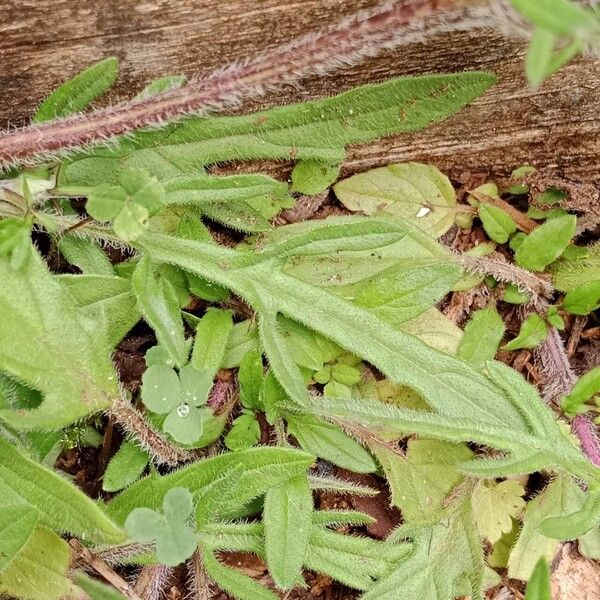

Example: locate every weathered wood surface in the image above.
[1,0,599,183]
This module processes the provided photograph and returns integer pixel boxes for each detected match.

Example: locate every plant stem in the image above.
[0,1,458,168]
[110,399,196,467]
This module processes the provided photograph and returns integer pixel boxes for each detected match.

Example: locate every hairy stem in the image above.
[110,399,196,467]
[572,414,600,468]
[187,549,212,600]
[0,0,472,168]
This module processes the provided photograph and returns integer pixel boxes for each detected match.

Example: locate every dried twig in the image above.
[70,539,144,600]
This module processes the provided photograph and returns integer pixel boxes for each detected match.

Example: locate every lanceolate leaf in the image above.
[0,437,125,544]
[33,57,118,123]
[56,73,496,188]
[458,306,505,369]
[0,247,119,429]
[264,474,313,589]
[107,446,314,524]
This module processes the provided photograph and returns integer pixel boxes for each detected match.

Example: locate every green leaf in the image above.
[524,558,551,600]
[515,214,577,271]
[286,412,377,473]
[135,75,186,100]
[125,487,197,566]
[0,506,38,575]
[526,28,556,88]
[564,280,600,315]
[202,550,279,600]
[0,246,119,430]
[479,203,517,243]
[103,441,150,492]
[562,366,600,415]
[86,184,127,221]
[264,474,313,589]
[0,437,125,543]
[458,306,505,369]
[33,57,118,122]
[107,447,314,524]
[509,0,599,37]
[371,439,473,523]
[57,73,496,188]
[191,308,233,377]
[551,241,600,291]
[0,217,32,270]
[239,349,264,410]
[508,476,585,580]
[225,412,261,451]
[537,485,600,540]
[75,573,127,600]
[291,160,341,195]
[58,234,114,276]
[113,201,149,242]
[58,274,140,348]
[503,314,548,351]
[0,525,72,600]
[132,254,189,368]
[362,491,484,600]
[471,480,526,543]
[334,162,457,238]
[163,404,210,445]
[141,364,181,413]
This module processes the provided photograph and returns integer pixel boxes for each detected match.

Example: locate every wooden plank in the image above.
[0,0,598,183]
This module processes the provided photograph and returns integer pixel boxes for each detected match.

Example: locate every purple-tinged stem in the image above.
[573,414,600,468]
[0,0,455,168]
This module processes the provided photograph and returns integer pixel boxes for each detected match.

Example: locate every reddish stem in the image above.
[0,1,453,168]
[573,414,600,468]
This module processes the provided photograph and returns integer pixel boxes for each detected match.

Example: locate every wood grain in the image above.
[1,0,599,183]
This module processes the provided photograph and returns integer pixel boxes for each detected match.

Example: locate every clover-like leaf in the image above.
[163,405,212,445]
[179,364,213,407]
[125,487,196,567]
[141,364,181,414]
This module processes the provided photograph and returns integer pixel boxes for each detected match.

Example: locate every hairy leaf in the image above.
[191,308,233,376]
[57,73,495,189]
[458,307,505,369]
[103,441,150,493]
[503,314,548,351]
[524,558,551,600]
[33,57,118,122]
[0,247,119,429]
[264,474,313,589]
[0,437,125,543]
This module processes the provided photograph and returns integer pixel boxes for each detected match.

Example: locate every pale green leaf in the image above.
[471,480,526,543]
[334,162,457,237]
[0,437,125,543]
[225,412,261,451]
[0,506,38,575]
[508,477,585,580]
[86,184,127,221]
[33,57,118,122]
[551,241,600,291]
[134,75,186,100]
[515,214,577,271]
[286,412,377,473]
[0,526,72,600]
[58,234,114,276]
[458,306,505,369]
[0,247,119,430]
[57,73,496,188]
[291,160,340,195]
[103,442,150,493]
[371,439,473,523]
[107,447,314,524]
[264,474,313,589]
[141,364,181,414]
[132,255,189,368]
[363,492,485,600]
[526,28,555,88]
[191,308,233,377]
[58,274,140,348]
[113,201,149,242]
[238,349,264,410]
